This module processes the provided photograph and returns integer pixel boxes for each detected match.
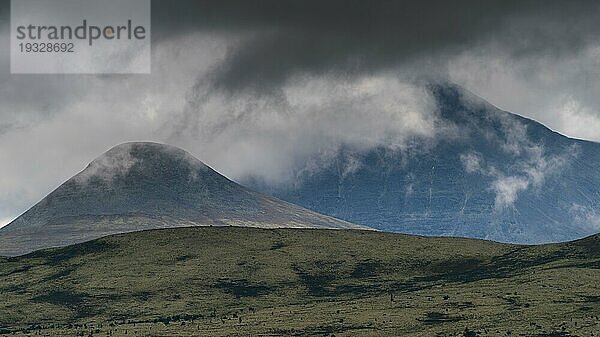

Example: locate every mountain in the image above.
[0,226,598,336]
[0,142,366,256]
[247,84,600,244]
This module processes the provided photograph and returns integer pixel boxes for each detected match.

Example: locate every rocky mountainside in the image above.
[247,84,600,244]
[0,142,366,256]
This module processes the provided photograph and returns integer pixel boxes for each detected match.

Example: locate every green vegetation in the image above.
[0,227,598,336]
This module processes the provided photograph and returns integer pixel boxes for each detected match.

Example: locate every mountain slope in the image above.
[0,142,366,256]
[247,84,600,244]
[0,227,598,336]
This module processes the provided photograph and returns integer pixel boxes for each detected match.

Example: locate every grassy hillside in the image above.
[0,227,598,336]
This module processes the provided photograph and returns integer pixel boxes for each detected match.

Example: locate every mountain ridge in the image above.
[246,84,600,244]
[0,142,367,256]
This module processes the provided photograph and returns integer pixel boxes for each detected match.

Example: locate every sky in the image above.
[2,0,600,226]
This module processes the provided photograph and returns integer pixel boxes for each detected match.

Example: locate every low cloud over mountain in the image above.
[246,85,600,244]
[2,1,600,238]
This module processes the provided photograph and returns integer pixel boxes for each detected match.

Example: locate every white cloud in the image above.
[557,96,600,141]
[447,41,600,142]
[459,120,577,210]
[73,143,139,183]
[178,74,442,185]
[491,176,530,209]
[460,152,482,173]
[0,217,14,229]
[569,204,600,230]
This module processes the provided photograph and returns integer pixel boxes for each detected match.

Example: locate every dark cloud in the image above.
[151,0,600,91]
[0,0,7,16]
[3,0,598,90]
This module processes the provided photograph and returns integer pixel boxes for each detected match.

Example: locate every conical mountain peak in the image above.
[0,142,366,256]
